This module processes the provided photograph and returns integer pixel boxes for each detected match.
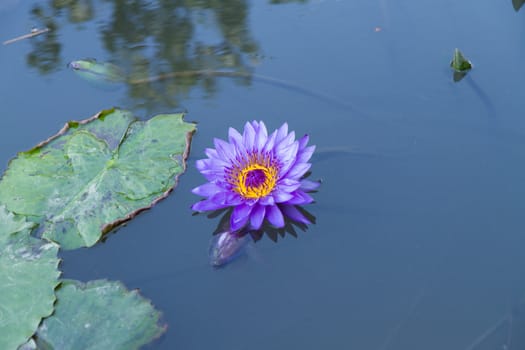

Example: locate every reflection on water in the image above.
[27,0,306,111]
[207,205,316,267]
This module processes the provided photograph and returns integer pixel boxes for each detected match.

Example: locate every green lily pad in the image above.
[450,48,472,72]
[0,108,196,249]
[0,206,60,350]
[35,279,165,350]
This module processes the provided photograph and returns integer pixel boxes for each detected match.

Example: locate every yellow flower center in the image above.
[227,153,279,199]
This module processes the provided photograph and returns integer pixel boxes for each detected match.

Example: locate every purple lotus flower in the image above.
[192,121,319,232]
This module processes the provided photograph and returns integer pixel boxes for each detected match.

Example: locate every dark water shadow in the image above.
[464,75,497,120]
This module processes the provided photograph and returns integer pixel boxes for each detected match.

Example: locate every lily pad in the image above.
[35,279,165,350]
[0,206,60,350]
[0,108,196,249]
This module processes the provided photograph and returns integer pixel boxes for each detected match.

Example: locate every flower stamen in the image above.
[226,152,278,199]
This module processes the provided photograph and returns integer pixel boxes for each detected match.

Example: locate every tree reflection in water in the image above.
[27,0,307,111]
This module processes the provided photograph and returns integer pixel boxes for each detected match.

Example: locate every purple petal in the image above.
[277,141,299,176]
[280,204,311,224]
[208,158,230,170]
[228,127,242,144]
[196,160,223,182]
[196,159,229,182]
[242,122,256,150]
[266,205,285,228]
[276,178,301,192]
[275,123,289,144]
[231,204,253,231]
[214,138,235,161]
[205,147,219,159]
[195,159,210,172]
[275,131,296,152]
[271,189,294,203]
[228,128,245,156]
[296,145,315,164]
[199,170,222,182]
[200,173,219,182]
[298,134,309,150]
[225,192,244,206]
[197,158,229,174]
[259,120,268,135]
[249,204,266,230]
[259,195,275,206]
[191,182,222,197]
[285,162,311,180]
[192,199,228,212]
[287,190,314,205]
[254,121,268,151]
[209,191,244,207]
[300,179,321,192]
[263,130,277,153]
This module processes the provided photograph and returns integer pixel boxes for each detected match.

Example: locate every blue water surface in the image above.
[2,1,525,349]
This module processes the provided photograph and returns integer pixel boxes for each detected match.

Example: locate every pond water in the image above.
[2,0,525,349]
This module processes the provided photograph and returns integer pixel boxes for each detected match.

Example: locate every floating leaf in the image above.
[0,108,196,249]
[35,279,165,350]
[0,206,60,350]
[68,58,126,87]
[450,48,472,72]
[513,0,525,11]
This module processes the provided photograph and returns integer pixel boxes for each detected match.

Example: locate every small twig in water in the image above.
[3,28,50,45]
[463,316,508,350]
[379,288,426,350]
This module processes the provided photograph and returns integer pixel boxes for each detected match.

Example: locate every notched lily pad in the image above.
[35,279,166,350]
[0,206,60,350]
[0,108,196,249]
